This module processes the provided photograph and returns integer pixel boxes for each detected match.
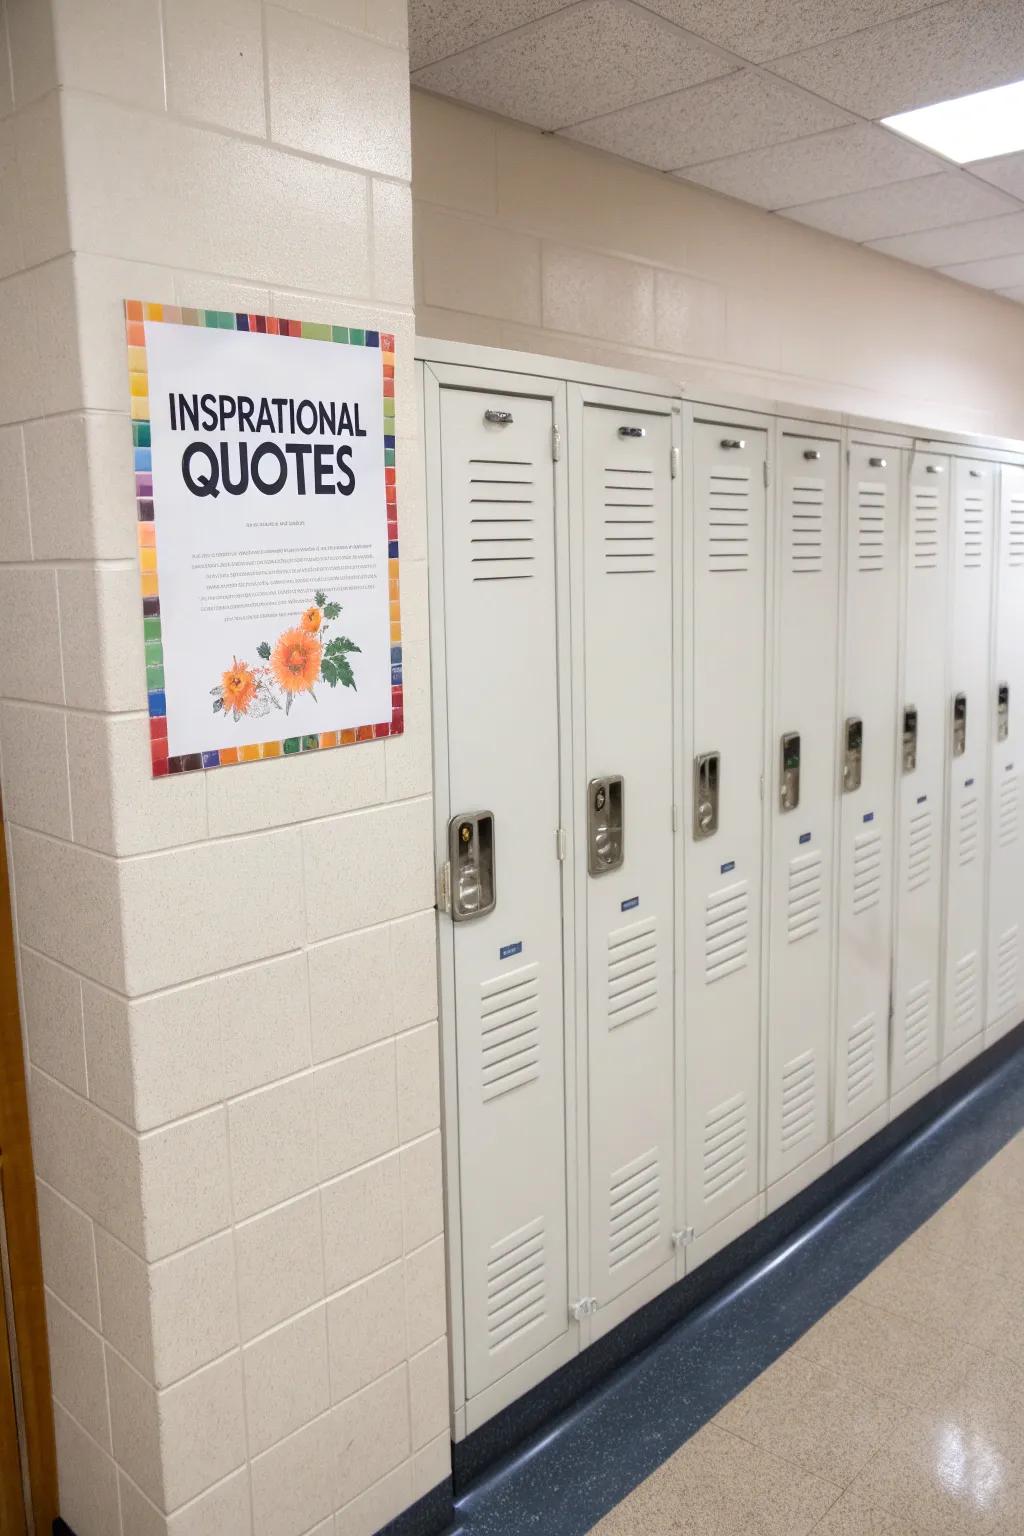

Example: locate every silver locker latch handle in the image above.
[618,425,646,438]
[780,733,800,812]
[802,449,821,461]
[484,409,513,425]
[447,812,496,921]
[970,468,983,478]
[952,693,967,758]
[869,456,887,469]
[842,717,862,793]
[720,438,745,450]
[693,752,720,839]
[587,776,624,876]
[926,463,944,474]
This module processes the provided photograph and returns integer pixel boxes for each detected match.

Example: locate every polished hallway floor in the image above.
[592,1129,1024,1535]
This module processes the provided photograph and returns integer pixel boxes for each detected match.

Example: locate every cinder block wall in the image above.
[0,3,447,1533]
[412,90,1024,440]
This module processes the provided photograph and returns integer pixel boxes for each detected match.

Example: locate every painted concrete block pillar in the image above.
[0,2,447,1532]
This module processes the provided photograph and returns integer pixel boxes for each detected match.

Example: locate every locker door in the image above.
[834,444,900,1138]
[685,419,768,1238]
[892,452,948,1096]
[766,430,840,1188]
[579,394,675,1311]
[943,458,995,1063]
[988,463,1024,1039]
[438,384,570,1399]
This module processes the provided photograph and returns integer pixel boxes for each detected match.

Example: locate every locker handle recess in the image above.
[447,812,496,922]
[619,425,646,438]
[998,682,1010,742]
[720,438,745,450]
[802,449,821,462]
[952,693,967,758]
[587,776,624,876]
[842,717,862,793]
[902,705,918,774]
[869,457,887,469]
[693,752,720,839]
[484,409,513,425]
[780,733,800,812]
[926,463,944,474]
[970,469,983,478]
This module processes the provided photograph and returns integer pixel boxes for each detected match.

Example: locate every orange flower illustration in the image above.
[300,605,322,633]
[221,659,257,714]
[271,628,322,694]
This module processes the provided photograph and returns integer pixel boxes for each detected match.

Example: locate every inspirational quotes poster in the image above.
[124,301,402,776]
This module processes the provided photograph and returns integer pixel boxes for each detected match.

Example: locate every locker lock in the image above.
[693,752,720,839]
[587,776,624,876]
[484,409,513,425]
[618,425,646,438]
[447,812,496,921]
[720,438,745,450]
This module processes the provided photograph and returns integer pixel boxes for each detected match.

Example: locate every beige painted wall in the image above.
[412,90,1024,441]
[0,4,445,1535]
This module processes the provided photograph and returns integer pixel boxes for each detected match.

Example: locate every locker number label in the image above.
[621,896,640,912]
[720,860,736,874]
[500,941,523,960]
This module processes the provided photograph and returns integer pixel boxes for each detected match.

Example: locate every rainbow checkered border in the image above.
[124,300,403,777]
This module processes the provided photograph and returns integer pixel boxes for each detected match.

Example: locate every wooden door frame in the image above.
[0,799,57,1535]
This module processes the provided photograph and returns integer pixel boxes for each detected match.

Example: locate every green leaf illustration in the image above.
[322,602,342,620]
[324,635,361,658]
[212,697,224,712]
[314,590,327,607]
[256,641,271,660]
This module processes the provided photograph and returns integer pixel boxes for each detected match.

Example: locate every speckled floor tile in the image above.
[713,1348,904,1486]
[811,1480,925,1535]
[791,1293,976,1410]
[588,1422,839,1536]
[911,1184,1024,1282]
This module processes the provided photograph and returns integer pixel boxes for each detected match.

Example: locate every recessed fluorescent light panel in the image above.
[882,78,1024,164]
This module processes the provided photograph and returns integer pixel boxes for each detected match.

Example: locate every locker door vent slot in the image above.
[907,809,933,892]
[486,1218,547,1350]
[911,490,939,570]
[604,465,655,576]
[480,964,540,1102]
[470,510,536,582]
[780,1051,816,1153]
[608,1149,662,1270]
[856,482,886,573]
[904,981,932,1066]
[786,850,823,943]
[958,794,979,867]
[704,880,749,983]
[961,497,985,569]
[953,952,979,1038]
[607,917,659,1029]
[846,1013,877,1106]
[1008,496,1024,567]
[786,478,824,575]
[998,775,1019,847]
[702,1094,749,1201]
[852,829,882,914]
[707,468,751,574]
[996,928,1019,1018]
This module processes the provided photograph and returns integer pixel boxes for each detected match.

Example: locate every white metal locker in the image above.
[891,450,948,1099]
[575,388,677,1318]
[433,378,572,1405]
[834,440,900,1140]
[765,427,841,1188]
[988,462,1024,1041]
[684,416,768,1239]
[942,457,995,1067]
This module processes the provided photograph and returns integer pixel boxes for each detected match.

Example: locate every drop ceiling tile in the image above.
[566,68,851,172]
[643,0,941,65]
[939,251,1024,289]
[867,211,1024,267]
[971,150,1024,200]
[783,171,1018,243]
[411,0,736,132]
[409,0,568,71]
[768,0,1024,120]
[680,122,942,211]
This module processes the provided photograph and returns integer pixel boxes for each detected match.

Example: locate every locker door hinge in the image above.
[763,460,769,489]
[759,774,764,800]
[570,1297,598,1322]
[552,425,561,462]
[672,1227,694,1250]
[556,826,567,861]
[670,445,680,479]
[438,860,451,914]
[672,803,678,834]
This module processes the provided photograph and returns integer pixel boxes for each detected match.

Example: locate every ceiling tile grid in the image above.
[410,0,1024,303]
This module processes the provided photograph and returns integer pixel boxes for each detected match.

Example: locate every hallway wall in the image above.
[412,90,1024,441]
[0,3,445,1534]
